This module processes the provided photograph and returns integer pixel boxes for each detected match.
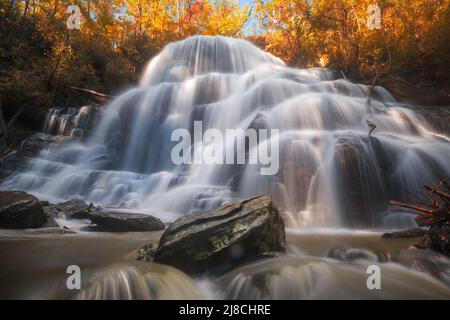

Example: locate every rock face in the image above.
[333,137,387,227]
[148,196,286,276]
[89,209,165,232]
[0,134,75,179]
[0,191,47,229]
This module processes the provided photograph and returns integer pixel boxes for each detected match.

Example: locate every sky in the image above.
[238,0,260,35]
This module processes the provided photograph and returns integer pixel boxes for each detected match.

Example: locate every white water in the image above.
[1,36,449,228]
[43,105,100,138]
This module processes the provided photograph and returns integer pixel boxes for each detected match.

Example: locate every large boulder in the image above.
[0,191,47,229]
[146,196,286,276]
[89,209,165,232]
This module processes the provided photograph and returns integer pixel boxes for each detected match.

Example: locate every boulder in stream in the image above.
[0,191,47,229]
[145,196,286,276]
[89,209,165,232]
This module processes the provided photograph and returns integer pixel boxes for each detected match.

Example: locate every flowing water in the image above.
[1,36,450,299]
[0,230,449,299]
[43,105,101,138]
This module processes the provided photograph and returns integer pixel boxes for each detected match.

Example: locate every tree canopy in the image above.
[0,0,449,121]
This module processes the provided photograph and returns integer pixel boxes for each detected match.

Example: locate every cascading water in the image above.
[43,105,101,138]
[1,36,449,229]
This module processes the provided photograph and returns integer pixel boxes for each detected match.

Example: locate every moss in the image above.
[135,242,158,262]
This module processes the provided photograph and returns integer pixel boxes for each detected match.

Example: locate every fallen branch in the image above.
[66,86,115,99]
[390,179,450,256]
[6,105,25,130]
[425,185,450,202]
[367,119,376,136]
[389,200,434,215]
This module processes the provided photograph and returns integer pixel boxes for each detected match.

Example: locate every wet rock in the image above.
[381,228,427,239]
[228,173,243,192]
[333,136,387,227]
[327,245,386,263]
[136,242,158,262]
[149,195,286,276]
[0,134,76,175]
[89,209,165,232]
[41,206,60,228]
[415,226,450,256]
[0,191,47,229]
[40,201,50,207]
[51,199,90,219]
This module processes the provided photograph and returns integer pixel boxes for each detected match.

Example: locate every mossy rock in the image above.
[142,196,286,276]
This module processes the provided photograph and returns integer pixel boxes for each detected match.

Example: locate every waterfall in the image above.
[43,105,101,138]
[1,36,449,228]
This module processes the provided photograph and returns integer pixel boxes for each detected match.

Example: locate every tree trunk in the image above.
[0,97,7,149]
[22,0,30,18]
[53,0,59,16]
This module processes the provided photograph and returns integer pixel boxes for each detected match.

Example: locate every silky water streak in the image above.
[171,121,280,175]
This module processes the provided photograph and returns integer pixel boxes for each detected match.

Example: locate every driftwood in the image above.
[390,180,450,225]
[390,179,450,255]
[367,119,376,136]
[389,200,434,215]
[425,185,450,202]
[66,86,115,100]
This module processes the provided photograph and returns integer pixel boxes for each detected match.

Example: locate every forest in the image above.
[1,0,449,130]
